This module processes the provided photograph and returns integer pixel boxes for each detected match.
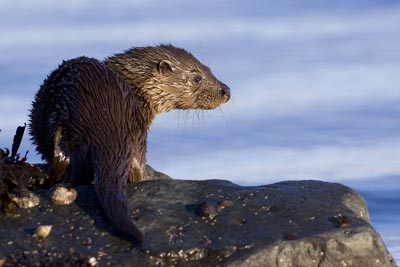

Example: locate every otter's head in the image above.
[105,44,230,115]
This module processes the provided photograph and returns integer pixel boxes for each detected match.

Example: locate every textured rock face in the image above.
[0,174,396,266]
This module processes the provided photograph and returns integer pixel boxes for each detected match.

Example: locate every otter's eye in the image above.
[193,76,202,84]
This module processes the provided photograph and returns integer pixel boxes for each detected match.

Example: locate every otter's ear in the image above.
[157,60,175,75]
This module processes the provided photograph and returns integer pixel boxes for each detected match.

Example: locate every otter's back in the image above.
[29,56,144,162]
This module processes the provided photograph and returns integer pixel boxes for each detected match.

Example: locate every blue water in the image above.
[362,189,400,261]
[342,178,400,262]
[0,0,399,263]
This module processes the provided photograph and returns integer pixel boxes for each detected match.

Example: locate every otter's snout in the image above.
[220,84,231,101]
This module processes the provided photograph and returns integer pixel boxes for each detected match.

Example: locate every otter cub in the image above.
[29,44,230,244]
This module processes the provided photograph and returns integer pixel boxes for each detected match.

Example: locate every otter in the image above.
[29,44,230,245]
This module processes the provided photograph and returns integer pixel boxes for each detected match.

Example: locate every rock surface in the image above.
[0,172,396,266]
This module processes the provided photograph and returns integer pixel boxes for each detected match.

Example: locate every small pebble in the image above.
[8,190,40,208]
[196,202,219,219]
[34,225,53,238]
[218,200,234,207]
[48,184,77,205]
[88,257,98,266]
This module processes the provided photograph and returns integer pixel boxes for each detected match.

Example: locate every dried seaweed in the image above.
[0,125,49,216]
[11,124,26,159]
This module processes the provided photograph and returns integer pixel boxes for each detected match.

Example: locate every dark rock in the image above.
[143,165,172,181]
[0,175,395,266]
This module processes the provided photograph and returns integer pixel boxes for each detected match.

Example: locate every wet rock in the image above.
[3,248,93,267]
[0,175,396,267]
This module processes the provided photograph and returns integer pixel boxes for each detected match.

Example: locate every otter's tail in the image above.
[95,174,143,245]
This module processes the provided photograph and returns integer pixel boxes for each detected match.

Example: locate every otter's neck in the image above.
[104,56,173,121]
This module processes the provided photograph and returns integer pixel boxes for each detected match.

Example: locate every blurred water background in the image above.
[0,0,399,261]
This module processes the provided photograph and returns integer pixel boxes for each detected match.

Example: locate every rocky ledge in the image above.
[0,171,396,266]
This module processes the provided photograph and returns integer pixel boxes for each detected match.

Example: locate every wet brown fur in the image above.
[29,44,230,245]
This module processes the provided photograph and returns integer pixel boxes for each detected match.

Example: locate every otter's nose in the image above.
[220,84,231,101]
